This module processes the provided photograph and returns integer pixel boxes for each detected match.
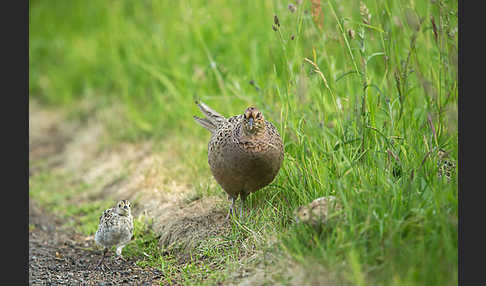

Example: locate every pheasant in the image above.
[194,101,284,219]
[94,200,134,270]
[294,196,342,226]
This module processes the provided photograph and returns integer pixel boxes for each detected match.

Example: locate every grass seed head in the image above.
[310,0,323,29]
[274,15,280,27]
[431,16,438,43]
[360,1,371,25]
[288,3,297,13]
[348,29,355,39]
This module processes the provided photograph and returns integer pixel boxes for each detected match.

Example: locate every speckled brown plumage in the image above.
[294,196,342,226]
[94,200,133,270]
[194,101,284,218]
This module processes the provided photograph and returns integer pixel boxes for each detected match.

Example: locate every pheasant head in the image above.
[242,106,266,136]
[115,200,132,216]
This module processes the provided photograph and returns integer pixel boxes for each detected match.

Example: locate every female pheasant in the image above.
[194,101,284,219]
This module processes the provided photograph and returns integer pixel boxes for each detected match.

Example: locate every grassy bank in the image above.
[30,0,458,285]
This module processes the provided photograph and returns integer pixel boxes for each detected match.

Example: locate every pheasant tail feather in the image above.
[194,101,227,132]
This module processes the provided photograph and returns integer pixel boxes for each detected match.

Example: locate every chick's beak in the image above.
[248,117,254,130]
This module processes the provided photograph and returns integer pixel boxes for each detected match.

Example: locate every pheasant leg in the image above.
[226,197,236,220]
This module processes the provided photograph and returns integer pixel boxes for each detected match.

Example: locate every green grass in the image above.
[30,0,457,285]
[29,171,115,234]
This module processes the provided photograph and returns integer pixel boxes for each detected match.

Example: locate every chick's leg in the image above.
[95,247,110,271]
[115,245,127,263]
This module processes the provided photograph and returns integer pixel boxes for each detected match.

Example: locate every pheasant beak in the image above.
[248,117,254,130]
